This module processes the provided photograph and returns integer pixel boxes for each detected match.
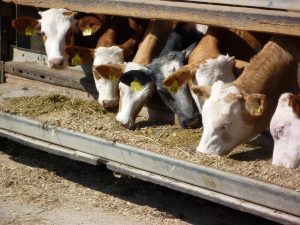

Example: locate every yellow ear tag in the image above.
[169,80,179,93]
[108,74,117,80]
[25,26,36,36]
[130,80,143,92]
[256,104,261,113]
[71,53,82,66]
[83,28,92,36]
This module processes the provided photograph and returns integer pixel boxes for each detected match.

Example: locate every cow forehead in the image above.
[93,46,124,66]
[204,82,241,117]
[39,9,74,33]
[160,59,182,78]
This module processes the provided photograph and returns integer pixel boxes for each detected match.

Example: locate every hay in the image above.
[0,94,299,191]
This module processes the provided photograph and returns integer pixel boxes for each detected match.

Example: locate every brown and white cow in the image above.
[12,8,104,68]
[193,35,300,155]
[65,16,147,108]
[163,27,267,113]
[270,93,300,168]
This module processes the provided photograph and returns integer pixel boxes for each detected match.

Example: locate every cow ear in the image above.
[65,46,94,65]
[93,64,125,80]
[12,16,41,36]
[63,11,77,17]
[244,93,266,116]
[163,64,196,88]
[78,16,103,36]
[191,85,211,97]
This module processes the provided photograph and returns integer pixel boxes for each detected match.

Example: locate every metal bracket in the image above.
[0,61,4,84]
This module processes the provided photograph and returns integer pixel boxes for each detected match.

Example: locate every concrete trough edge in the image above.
[0,112,299,220]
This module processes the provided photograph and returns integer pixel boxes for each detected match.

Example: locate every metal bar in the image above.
[2,0,300,36]
[0,61,4,84]
[0,127,104,165]
[4,61,97,94]
[0,111,299,217]
[107,161,300,225]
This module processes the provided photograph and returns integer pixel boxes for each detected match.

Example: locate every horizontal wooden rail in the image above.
[179,0,300,11]
[2,0,300,36]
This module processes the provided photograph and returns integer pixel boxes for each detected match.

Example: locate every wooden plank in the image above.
[179,0,300,11]
[3,0,300,36]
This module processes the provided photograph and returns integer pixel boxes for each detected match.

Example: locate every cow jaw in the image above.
[39,8,76,68]
[92,46,124,108]
[197,81,254,155]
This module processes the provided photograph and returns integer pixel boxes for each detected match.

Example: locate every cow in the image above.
[191,35,300,155]
[99,22,204,128]
[95,20,174,128]
[65,16,147,108]
[270,93,300,169]
[163,27,267,113]
[12,8,104,68]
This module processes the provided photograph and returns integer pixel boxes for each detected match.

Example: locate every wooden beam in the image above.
[2,0,300,36]
[179,0,300,11]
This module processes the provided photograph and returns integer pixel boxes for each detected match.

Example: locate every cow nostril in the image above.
[102,100,118,108]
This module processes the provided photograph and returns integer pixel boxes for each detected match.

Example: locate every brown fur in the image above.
[12,16,40,35]
[132,20,174,65]
[188,27,223,65]
[289,94,300,119]
[65,46,94,64]
[78,16,103,35]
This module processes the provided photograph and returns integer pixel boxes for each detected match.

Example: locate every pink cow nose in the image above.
[48,57,64,68]
[102,99,118,108]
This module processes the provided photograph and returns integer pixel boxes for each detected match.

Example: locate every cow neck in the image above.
[96,27,117,48]
[132,20,173,65]
[234,36,298,95]
[118,19,144,58]
[188,28,221,65]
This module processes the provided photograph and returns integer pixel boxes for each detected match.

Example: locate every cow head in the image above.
[65,45,124,108]
[116,63,154,129]
[270,93,300,168]
[153,51,201,128]
[192,80,266,155]
[12,8,102,69]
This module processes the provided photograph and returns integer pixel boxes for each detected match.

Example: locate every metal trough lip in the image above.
[0,111,299,219]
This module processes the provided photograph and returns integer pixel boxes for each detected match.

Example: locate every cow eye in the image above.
[221,122,232,130]
[41,31,45,36]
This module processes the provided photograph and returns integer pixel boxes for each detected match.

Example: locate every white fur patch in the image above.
[124,62,151,73]
[93,46,124,66]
